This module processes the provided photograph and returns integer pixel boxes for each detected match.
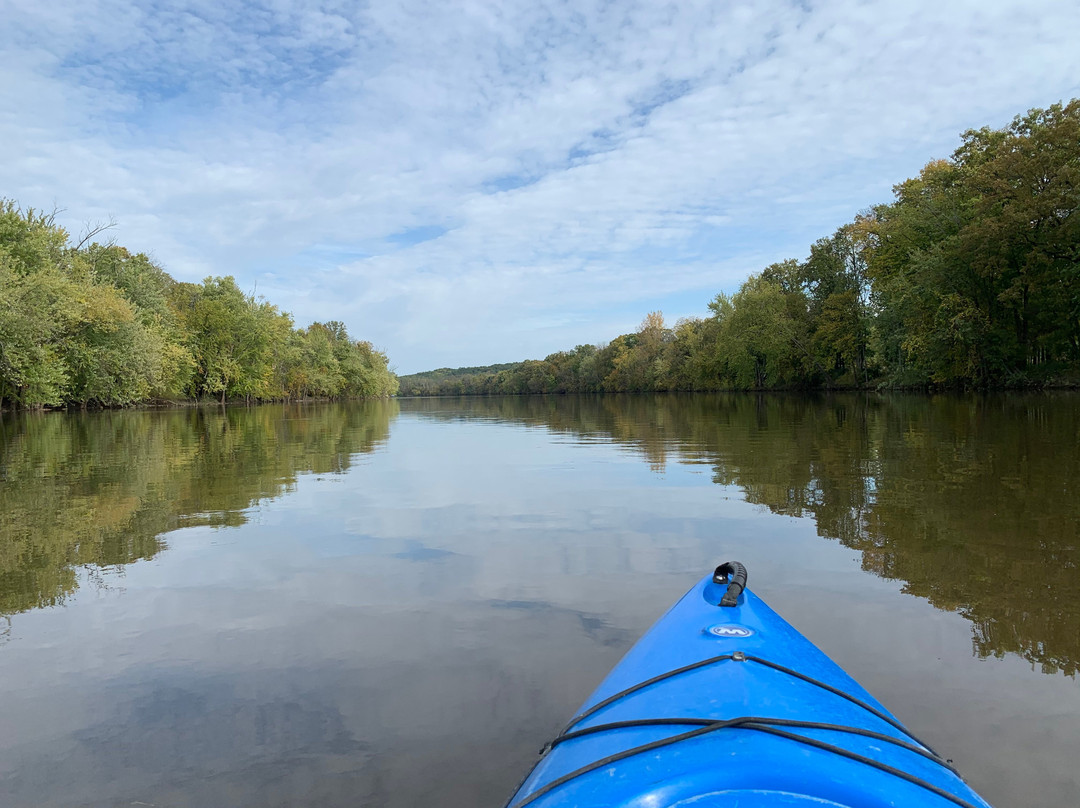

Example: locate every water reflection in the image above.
[0,401,397,615]
[1,393,1078,808]
[404,393,1080,675]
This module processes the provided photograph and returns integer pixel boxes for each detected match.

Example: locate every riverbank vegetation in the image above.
[0,205,397,409]
[400,100,1080,396]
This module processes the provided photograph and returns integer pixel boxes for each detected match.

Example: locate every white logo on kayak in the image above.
[707,624,754,638]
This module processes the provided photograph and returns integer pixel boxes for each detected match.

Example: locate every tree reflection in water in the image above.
[0,401,397,615]
[406,393,1080,676]
[2,393,1077,675]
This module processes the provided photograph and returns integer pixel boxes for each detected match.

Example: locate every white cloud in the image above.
[2,0,1078,371]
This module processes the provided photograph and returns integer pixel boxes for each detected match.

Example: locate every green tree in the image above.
[801,227,872,384]
[713,276,814,389]
[172,277,284,402]
[864,100,1080,386]
[0,262,73,406]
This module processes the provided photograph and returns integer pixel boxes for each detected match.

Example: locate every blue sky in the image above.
[2,0,1079,373]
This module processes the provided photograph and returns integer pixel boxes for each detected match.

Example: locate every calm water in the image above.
[1,394,1078,807]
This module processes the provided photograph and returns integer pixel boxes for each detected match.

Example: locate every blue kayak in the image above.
[506,563,993,808]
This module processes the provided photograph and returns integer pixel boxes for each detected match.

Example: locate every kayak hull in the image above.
[506,570,993,808]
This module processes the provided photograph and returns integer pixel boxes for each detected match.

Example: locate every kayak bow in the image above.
[506,562,993,808]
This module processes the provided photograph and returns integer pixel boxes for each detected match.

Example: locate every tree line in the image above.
[0,203,398,408]
[399,100,1080,396]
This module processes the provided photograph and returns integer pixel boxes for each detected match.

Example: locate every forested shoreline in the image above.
[5,101,1077,407]
[0,204,397,410]
[400,101,1080,397]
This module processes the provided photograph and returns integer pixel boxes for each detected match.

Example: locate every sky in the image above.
[2,0,1079,374]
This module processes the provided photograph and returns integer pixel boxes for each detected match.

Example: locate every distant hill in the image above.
[396,363,523,396]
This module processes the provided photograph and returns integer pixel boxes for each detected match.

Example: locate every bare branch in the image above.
[74,216,118,251]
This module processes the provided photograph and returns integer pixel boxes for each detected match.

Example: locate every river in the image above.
[1,393,1078,807]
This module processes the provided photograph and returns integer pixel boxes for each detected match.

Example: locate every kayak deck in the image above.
[506,564,993,808]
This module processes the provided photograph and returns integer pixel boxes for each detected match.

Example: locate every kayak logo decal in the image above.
[707,624,755,638]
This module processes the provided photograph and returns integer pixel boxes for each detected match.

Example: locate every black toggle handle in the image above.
[712,561,747,607]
